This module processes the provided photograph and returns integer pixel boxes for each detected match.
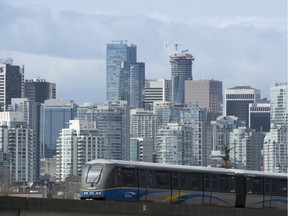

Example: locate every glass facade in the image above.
[106,42,137,101]
[41,100,77,158]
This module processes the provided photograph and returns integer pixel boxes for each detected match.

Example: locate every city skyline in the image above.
[0,0,287,104]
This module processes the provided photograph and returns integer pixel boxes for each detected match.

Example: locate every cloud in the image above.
[0,1,286,104]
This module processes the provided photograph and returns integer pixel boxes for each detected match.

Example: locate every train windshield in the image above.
[86,164,104,184]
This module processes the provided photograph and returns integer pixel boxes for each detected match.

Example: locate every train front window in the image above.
[86,164,103,184]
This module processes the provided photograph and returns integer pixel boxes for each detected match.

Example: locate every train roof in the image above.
[86,159,235,175]
[86,159,287,179]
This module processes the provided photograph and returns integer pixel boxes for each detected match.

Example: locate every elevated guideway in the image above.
[0,196,286,216]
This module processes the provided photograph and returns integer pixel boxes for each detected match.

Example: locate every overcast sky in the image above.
[0,0,287,104]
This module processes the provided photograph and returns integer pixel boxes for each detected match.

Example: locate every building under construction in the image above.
[170,53,195,105]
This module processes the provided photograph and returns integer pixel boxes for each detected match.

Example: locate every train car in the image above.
[234,170,287,209]
[79,159,287,210]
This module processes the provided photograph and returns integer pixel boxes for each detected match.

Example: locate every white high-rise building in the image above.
[0,112,36,183]
[153,101,180,127]
[180,105,209,166]
[270,82,288,128]
[263,126,287,173]
[210,116,240,165]
[229,127,262,171]
[95,101,130,160]
[130,109,158,148]
[155,123,193,165]
[56,120,99,181]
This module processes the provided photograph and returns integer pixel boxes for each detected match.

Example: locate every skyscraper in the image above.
[185,79,222,121]
[224,86,261,126]
[248,101,270,132]
[106,41,137,101]
[0,112,36,183]
[270,82,288,128]
[170,53,194,105]
[40,99,78,158]
[229,127,262,171]
[263,126,287,173]
[0,59,24,111]
[56,120,99,181]
[24,78,56,103]
[155,123,193,165]
[94,101,130,160]
[210,115,240,165]
[144,79,171,110]
[130,62,145,108]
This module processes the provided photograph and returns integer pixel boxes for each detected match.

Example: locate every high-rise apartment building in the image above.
[106,41,137,101]
[24,78,56,103]
[130,108,158,148]
[270,82,288,128]
[155,123,193,165]
[144,79,171,110]
[263,125,287,173]
[224,86,261,126]
[210,116,240,165]
[11,98,41,180]
[40,99,77,158]
[180,104,209,166]
[229,127,262,171]
[185,79,222,121]
[95,101,130,160]
[0,59,24,111]
[248,101,270,132]
[0,112,36,183]
[56,120,99,181]
[130,63,145,108]
[153,101,180,127]
[130,137,153,162]
[170,53,194,105]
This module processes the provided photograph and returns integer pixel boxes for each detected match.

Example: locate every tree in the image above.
[221,145,232,169]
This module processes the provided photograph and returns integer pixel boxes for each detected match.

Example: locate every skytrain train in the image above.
[80,159,287,210]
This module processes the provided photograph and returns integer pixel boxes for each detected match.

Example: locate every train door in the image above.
[115,167,138,201]
[171,172,180,203]
[245,177,264,208]
[264,178,272,208]
[145,170,171,203]
[138,169,147,201]
[235,174,246,208]
[203,174,213,205]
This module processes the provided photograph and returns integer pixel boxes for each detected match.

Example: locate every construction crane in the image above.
[165,42,193,52]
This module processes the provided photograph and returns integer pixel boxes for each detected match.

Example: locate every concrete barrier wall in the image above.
[0,196,286,216]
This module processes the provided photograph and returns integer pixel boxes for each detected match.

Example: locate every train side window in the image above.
[211,175,217,190]
[253,178,263,194]
[264,179,270,194]
[228,176,236,193]
[246,177,263,195]
[147,170,154,187]
[156,171,170,189]
[220,175,229,192]
[139,169,146,188]
[204,175,210,190]
[180,173,186,189]
[279,180,287,196]
[118,168,137,187]
[271,179,277,194]
[172,172,179,189]
[190,174,202,191]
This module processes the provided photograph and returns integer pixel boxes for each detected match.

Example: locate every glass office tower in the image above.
[106,41,137,101]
